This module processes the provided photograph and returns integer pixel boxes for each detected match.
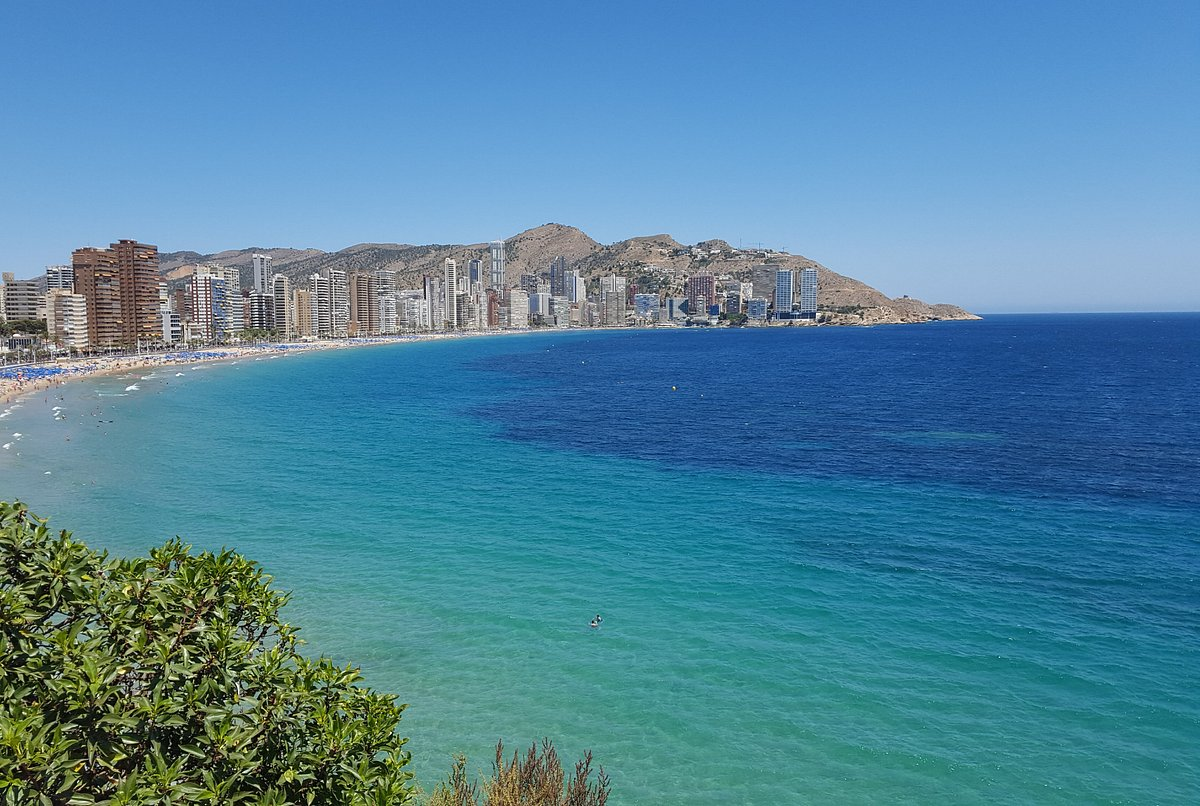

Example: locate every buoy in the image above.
[672,386,677,391]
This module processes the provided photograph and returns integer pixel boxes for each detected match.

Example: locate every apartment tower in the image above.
[72,239,160,348]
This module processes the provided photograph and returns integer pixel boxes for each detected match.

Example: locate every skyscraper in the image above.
[549,255,567,297]
[309,273,333,336]
[773,269,795,320]
[72,239,160,348]
[490,240,506,290]
[799,268,818,319]
[467,258,483,285]
[685,273,716,317]
[444,259,459,330]
[189,265,235,342]
[271,275,294,339]
[507,289,529,328]
[251,254,272,294]
[348,272,379,335]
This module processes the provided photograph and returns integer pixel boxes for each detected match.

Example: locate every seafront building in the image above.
[773,269,794,320]
[507,289,529,327]
[1,273,42,321]
[251,254,272,294]
[799,268,818,320]
[272,275,294,339]
[72,239,160,348]
[189,264,241,342]
[45,290,89,349]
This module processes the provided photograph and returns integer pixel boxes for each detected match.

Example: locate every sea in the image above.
[2,313,1198,804]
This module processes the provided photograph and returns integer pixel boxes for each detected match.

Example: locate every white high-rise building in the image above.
[251,254,272,294]
[189,266,238,342]
[378,293,398,334]
[774,270,795,320]
[45,290,89,349]
[799,268,818,319]
[309,273,332,336]
[507,289,529,328]
[46,265,75,291]
[325,268,349,336]
[444,258,459,329]
[489,240,506,289]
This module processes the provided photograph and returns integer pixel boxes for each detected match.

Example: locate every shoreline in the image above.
[0,330,544,407]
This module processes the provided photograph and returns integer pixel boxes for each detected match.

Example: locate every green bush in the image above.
[0,502,414,805]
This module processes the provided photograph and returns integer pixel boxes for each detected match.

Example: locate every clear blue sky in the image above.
[1,1,1196,312]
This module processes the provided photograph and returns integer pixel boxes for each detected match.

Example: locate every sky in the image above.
[1,1,1196,313]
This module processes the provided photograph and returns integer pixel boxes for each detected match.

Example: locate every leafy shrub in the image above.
[0,502,414,804]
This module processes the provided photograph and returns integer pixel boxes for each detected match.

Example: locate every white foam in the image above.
[124,384,140,392]
[2,443,9,450]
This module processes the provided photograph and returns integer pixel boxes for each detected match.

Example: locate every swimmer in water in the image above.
[589,614,603,628]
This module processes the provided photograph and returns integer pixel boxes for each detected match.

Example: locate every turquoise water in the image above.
[2,317,1198,803]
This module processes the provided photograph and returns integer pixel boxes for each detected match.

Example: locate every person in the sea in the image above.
[589,614,603,628]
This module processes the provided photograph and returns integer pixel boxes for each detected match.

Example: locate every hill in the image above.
[159,223,978,324]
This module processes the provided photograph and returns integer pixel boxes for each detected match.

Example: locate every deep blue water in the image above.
[2,314,1198,804]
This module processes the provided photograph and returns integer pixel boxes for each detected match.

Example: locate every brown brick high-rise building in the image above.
[72,239,160,348]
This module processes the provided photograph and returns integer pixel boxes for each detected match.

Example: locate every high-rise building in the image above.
[245,290,274,333]
[467,258,483,286]
[251,254,272,294]
[271,275,294,339]
[549,256,567,297]
[568,272,587,303]
[325,268,349,337]
[309,273,332,336]
[45,290,89,349]
[507,289,529,328]
[349,272,379,335]
[444,259,459,330]
[1,273,42,321]
[378,293,398,334]
[799,268,818,319]
[634,293,658,319]
[599,274,626,299]
[45,265,74,291]
[747,298,768,320]
[294,288,314,337]
[601,288,626,327]
[685,273,716,317]
[72,239,160,348]
[489,240,506,289]
[773,270,795,320]
[189,267,233,342]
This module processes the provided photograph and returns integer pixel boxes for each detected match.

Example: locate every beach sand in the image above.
[0,331,542,407]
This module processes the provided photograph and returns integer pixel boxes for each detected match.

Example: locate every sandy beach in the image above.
[0,333,502,407]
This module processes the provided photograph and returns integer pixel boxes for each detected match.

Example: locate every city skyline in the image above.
[1,2,1196,313]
